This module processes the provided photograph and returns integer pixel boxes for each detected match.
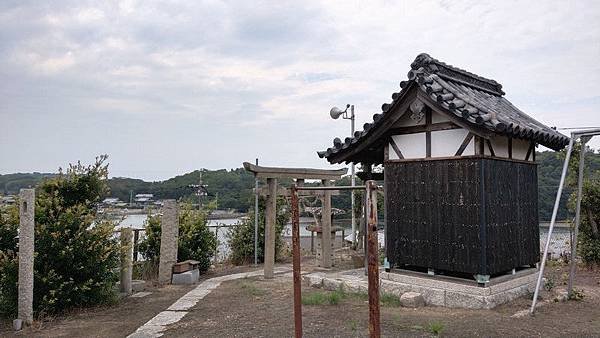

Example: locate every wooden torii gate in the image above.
[243,162,347,278]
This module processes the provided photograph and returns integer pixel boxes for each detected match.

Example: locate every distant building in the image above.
[134,193,154,207]
[0,195,16,206]
[102,197,121,205]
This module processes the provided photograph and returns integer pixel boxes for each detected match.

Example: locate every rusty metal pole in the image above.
[366,180,380,338]
[291,184,302,338]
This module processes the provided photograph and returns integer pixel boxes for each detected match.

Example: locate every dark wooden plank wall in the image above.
[385,158,482,274]
[385,157,539,276]
[483,159,539,274]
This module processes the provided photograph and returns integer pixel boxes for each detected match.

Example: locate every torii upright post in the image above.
[264,178,277,279]
[321,179,332,268]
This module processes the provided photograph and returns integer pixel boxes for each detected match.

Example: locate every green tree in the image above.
[0,155,121,317]
[227,196,290,265]
[566,143,600,266]
[138,203,217,273]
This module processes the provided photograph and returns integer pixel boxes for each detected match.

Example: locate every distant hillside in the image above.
[2,151,599,217]
[108,169,255,211]
[0,172,56,194]
[537,149,600,221]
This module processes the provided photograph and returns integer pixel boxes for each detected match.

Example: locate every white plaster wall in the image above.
[390,133,426,159]
[431,110,451,123]
[491,135,509,158]
[513,138,530,161]
[430,129,469,157]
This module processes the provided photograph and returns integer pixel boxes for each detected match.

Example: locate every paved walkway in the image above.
[127,267,291,338]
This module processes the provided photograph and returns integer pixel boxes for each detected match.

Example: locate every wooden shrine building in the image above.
[318,53,570,282]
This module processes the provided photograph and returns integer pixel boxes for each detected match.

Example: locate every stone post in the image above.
[264,178,277,279]
[321,180,332,268]
[120,227,133,294]
[158,200,179,284]
[18,188,34,326]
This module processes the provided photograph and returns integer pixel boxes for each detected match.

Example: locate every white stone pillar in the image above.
[18,188,34,326]
[264,178,277,279]
[120,227,133,294]
[158,200,179,284]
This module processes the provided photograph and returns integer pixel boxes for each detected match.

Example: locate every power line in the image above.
[556,126,600,130]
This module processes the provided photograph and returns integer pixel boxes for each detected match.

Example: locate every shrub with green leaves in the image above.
[138,203,217,274]
[566,145,600,266]
[0,156,121,317]
[227,196,289,265]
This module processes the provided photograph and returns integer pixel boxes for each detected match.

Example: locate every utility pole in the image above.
[350,105,356,248]
[188,170,208,211]
[198,171,202,210]
[254,158,259,266]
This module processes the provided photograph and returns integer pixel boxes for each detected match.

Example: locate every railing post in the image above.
[291,184,302,338]
[366,180,380,338]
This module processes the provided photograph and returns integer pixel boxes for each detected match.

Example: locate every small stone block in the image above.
[13,319,23,331]
[172,269,199,285]
[131,291,152,298]
[132,280,146,292]
[400,292,425,308]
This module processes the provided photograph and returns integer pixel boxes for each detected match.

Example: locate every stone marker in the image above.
[17,188,34,326]
[158,200,179,284]
[172,269,200,285]
[264,178,277,279]
[400,292,425,308]
[120,227,133,294]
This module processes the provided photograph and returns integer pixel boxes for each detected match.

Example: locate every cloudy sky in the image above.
[1,0,599,180]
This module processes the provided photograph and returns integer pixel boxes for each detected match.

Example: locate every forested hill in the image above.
[108,169,255,211]
[2,150,600,217]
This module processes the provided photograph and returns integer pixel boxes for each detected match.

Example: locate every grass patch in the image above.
[349,319,359,332]
[301,292,330,305]
[380,293,401,307]
[302,286,351,306]
[238,281,266,297]
[428,321,444,336]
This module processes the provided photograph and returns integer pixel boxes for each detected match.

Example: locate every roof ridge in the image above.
[411,53,505,96]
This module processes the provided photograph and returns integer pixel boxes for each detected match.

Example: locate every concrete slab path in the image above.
[127,267,291,338]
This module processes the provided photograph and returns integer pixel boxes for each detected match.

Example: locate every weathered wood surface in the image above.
[321,179,332,268]
[385,157,539,276]
[264,178,277,279]
[243,162,346,180]
[255,186,340,197]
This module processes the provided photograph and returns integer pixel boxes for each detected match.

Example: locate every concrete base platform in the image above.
[304,267,539,309]
[172,269,200,285]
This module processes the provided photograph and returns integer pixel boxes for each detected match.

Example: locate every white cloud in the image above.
[1,0,599,179]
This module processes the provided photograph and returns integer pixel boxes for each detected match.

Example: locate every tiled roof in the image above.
[318,53,570,163]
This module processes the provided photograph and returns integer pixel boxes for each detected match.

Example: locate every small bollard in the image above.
[13,319,23,331]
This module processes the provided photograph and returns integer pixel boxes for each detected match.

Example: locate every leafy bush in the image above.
[577,181,600,266]
[227,196,289,265]
[0,205,18,251]
[0,252,18,316]
[138,203,217,274]
[0,156,121,317]
[566,145,600,266]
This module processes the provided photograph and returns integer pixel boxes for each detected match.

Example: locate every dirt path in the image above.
[164,266,600,337]
[1,256,598,337]
[0,264,268,338]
